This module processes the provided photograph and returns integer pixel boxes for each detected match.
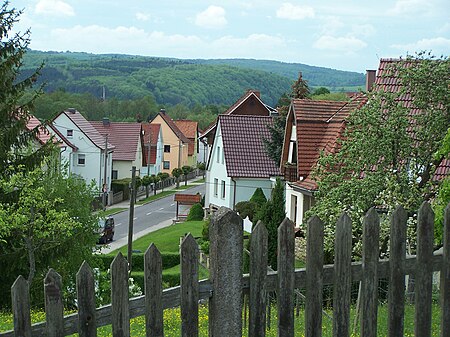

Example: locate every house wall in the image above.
[235,178,273,204]
[233,95,270,116]
[285,183,303,226]
[52,114,112,191]
[198,139,207,164]
[152,115,188,173]
[187,136,198,167]
[113,160,132,179]
[206,123,231,208]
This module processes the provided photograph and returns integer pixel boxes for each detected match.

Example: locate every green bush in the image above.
[187,203,204,221]
[202,219,210,241]
[111,178,131,200]
[235,201,257,222]
[250,188,267,207]
[96,252,180,271]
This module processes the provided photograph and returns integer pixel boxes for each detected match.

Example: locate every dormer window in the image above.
[67,129,73,137]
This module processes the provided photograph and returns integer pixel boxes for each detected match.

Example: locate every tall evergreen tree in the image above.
[0,1,51,181]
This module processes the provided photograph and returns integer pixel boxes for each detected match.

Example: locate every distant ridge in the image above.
[21,50,365,107]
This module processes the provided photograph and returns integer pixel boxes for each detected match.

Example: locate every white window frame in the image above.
[217,146,221,163]
[67,129,73,137]
[221,180,226,198]
[77,154,86,166]
[214,178,218,197]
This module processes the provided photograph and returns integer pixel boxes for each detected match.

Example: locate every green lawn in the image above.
[98,208,127,217]
[112,220,206,254]
[136,190,178,205]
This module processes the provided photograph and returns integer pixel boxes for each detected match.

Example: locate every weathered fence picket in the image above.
[76,261,97,337]
[111,253,129,337]
[180,234,199,337]
[2,202,450,337]
[305,215,324,337]
[333,213,352,337]
[361,208,380,337]
[144,244,163,337]
[249,221,268,337]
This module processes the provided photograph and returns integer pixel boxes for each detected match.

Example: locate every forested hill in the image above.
[22,50,365,107]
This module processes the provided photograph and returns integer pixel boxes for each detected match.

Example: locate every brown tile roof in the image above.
[219,115,280,178]
[91,121,141,161]
[175,120,198,156]
[141,123,161,165]
[53,109,114,150]
[174,193,202,204]
[293,95,368,183]
[152,112,189,144]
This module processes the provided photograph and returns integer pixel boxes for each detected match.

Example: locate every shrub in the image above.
[202,220,210,241]
[187,203,204,221]
[250,188,267,207]
[235,201,257,222]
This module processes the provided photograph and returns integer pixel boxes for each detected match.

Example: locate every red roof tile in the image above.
[175,120,198,156]
[91,121,141,161]
[152,112,189,144]
[26,115,58,145]
[219,115,280,178]
[174,193,202,204]
[141,123,161,165]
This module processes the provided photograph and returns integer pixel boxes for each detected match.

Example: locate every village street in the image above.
[100,182,205,253]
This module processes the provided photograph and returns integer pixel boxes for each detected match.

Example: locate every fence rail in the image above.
[2,202,449,336]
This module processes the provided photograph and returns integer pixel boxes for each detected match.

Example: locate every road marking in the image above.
[170,203,175,206]
[116,223,122,226]
[159,207,164,210]
[146,212,152,216]
[133,217,137,220]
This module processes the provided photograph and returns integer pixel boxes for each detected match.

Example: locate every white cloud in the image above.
[136,12,150,22]
[35,0,75,17]
[211,34,287,58]
[195,6,227,29]
[351,24,376,38]
[391,37,450,53]
[388,0,433,16]
[276,3,315,20]
[313,35,367,52]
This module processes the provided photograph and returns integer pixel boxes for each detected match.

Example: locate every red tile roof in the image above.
[141,123,161,165]
[293,95,368,184]
[53,109,114,150]
[152,112,189,144]
[219,115,280,178]
[91,121,141,161]
[26,115,58,145]
[175,120,198,156]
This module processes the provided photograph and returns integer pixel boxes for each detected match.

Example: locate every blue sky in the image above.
[12,0,450,72]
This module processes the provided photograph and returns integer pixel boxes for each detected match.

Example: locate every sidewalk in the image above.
[100,177,204,254]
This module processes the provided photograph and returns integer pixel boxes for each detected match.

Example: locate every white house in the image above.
[91,119,142,180]
[50,108,114,193]
[205,115,280,210]
[141,123,164,176]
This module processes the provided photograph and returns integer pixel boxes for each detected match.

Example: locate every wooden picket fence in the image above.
[1,202,449,336]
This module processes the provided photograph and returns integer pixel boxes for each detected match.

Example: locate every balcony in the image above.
[283,163,298,182]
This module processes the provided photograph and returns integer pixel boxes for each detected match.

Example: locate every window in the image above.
[112,170,118,180]
[221,180,226,198]
[214,178,218,197]
[163,161,170,169]
[222,149,225,164]
[67,129,73,137]
[164,145,171,153]
[77,154,85,166]
[217,146,221,163]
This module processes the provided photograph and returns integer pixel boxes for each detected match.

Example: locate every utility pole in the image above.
[178,139,182,168]
[147,128,151,176]
[127,166,136,272]
[102,134,108,210]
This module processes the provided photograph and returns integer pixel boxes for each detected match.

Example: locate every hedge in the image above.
[96,252,180,271]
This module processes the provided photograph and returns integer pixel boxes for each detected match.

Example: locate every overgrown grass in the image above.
[112,220,205,254]
[0,303,441,336]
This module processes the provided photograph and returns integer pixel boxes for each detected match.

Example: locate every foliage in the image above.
[0,165,98,308]
[253,178,286,269]
[313,87,331,95]
[142,175,152,198]
[235,201,258,222]
[250,187,268,206]
[310,54,450,260]
[182,165,193,185]
[0,2,53,184]
[291,72,310,99]
[311,92,349,101]
[187,203,204,221]
[171,168,182,188]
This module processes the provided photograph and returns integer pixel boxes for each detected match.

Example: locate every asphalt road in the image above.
[112,183,205,242]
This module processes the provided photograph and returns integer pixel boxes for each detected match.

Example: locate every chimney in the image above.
[366,70,376,92]
[67,108,77,114]
[102,117,110,126]
[160,108,166,115]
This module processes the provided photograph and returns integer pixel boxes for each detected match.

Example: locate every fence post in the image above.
[415,202,434,337]
[333,213,352,337]
[44,269,64,337]
[77,261,97,337]
[209,207,243,337]
[361,208,380,337]
[306,215,324,337]
[388,206,407,337]
[277,217,295,337]
[144,244,163,337]
[11,275,31,337]
[111,253,130,337]
[181,234,199,337]
[442,204,450,337]
[249,221,268,337]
